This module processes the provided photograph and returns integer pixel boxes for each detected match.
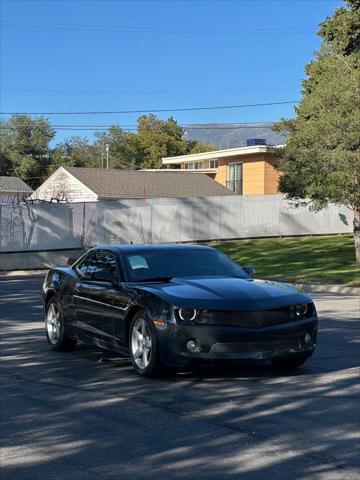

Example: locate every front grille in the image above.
[196,307,295,329]
[210,338,300,353]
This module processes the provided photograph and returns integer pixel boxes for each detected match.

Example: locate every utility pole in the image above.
[101,142,104,169]
[105,144,110,170]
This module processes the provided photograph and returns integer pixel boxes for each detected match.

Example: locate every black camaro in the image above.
[43,244,318,377]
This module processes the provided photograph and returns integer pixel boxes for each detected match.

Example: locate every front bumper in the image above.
[156,317,318,367]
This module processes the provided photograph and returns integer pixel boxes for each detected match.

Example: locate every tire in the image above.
[45,297,77,351]
[271,353,310,370]
[129,310,164,377]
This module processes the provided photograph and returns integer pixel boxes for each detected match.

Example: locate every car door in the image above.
[91,251,132,351]
[73,250,121,344]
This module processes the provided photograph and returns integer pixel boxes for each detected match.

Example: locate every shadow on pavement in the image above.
[1,277,359,480]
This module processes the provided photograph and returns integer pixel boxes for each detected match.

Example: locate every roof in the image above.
[162,144,283,165]
[91,243,214,253]
[0,176,32,193]
[65,167,234,199]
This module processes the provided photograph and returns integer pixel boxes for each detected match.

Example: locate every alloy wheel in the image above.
[46,303,61,345]
[131,317,152,370]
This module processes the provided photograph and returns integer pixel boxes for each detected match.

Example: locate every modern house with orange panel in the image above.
[162,144,282,195]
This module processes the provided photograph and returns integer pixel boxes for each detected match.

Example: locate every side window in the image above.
[76,251,121,281]
[76,253,99,279]
[96,251,121,281]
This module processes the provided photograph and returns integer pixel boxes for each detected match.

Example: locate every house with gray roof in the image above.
[0,176,32,203]
[31,166,235,203]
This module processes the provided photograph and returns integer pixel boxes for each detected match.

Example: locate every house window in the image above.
[194,161,204,169]
[185,163,194,170]
[227,163,243,195]
[210,159,219,169]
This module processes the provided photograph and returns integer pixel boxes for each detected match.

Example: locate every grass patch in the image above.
[211,235,360,286]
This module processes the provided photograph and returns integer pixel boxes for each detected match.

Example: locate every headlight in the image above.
[295,304,308,318]
[177,308,198,322]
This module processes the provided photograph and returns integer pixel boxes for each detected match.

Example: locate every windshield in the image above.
[123,248,249,282]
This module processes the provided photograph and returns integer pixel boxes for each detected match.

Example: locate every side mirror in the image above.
[243,265,255,278]
[67,257,78,267]
[92,269,117,284]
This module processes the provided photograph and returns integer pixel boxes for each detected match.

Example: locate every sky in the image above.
[0,0,343,144]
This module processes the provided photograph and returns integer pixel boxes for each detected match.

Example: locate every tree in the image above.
[51,137,100,171]
[96,115,217,170]
[96,128,144,169]
[189,142,217,154]
[272,0,360,264]
[0,113,217,192]
[137,115,189,168]
[0,115,55,188]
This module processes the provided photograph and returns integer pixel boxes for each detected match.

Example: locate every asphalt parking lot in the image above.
[1,275,359,480]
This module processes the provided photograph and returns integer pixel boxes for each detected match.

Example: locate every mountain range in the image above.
[184,123,287,149]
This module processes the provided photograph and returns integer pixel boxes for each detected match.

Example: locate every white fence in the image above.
[0,195,353,253]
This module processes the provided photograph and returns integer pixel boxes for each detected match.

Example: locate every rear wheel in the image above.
[271,353,309,370]
[45,298,77,351]
[129,311,164,377]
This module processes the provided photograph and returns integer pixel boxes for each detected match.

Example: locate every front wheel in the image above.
[129,311,164,377]
[271,353,310,370]
[45,298,77,351]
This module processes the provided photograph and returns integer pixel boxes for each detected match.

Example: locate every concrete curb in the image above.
[294,283,360,296]
[0,269,48,278]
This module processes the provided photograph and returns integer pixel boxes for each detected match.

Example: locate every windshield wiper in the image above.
[136,276,173,283]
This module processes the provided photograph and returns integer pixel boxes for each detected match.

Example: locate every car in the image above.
[43,244,318,377]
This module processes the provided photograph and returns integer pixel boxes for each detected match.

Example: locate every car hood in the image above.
[136,277,311,310]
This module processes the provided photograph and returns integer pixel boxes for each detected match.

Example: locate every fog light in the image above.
[304,333,312,344]
[186,340,201,353]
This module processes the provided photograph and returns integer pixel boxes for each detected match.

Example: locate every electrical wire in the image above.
[0,121,280,131]
[1,86,298,95]
[0,100,298,116]
[1,20,315,35]
[0,121,275,127]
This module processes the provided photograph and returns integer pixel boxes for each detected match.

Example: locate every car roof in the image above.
[90,243,215,254]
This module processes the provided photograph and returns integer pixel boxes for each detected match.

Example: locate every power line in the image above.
[0,126,275,131]
[109,154,138,170]
[1,21,314,35]
[1,86,299,95]
[0,126,137,131]
[0,121,276,127]
[193,124,277,129]
[0,100,298,116]
[0,122,279,131]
